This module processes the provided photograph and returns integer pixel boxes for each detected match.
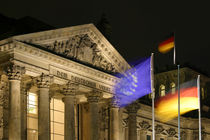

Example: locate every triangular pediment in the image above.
[7,24,130,73]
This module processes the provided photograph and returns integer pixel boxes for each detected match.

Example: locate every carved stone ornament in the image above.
[86,89,102,103]
[166,128,176,137]
[0,79,6,106]
[7,65,25,80]
[155,124,164,134]
[63,81,79,96]
[122,118,128,127]
[139,121,151,130]
[37,73,53,88]
[43,34,116,73]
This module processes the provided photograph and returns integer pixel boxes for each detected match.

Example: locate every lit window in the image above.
[159,85,165,97]
[27,93,38,114]
[171,82,176,94]
[201,87,205,100]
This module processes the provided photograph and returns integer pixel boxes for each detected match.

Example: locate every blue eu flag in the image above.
[114,56,152,107]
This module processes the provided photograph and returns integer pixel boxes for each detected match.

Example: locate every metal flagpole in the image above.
[151,53,155,140]
[197,75,201,140]
[177,65,180,140]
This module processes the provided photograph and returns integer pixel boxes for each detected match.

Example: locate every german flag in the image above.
[158,36,175,53]
[155,80,198,122]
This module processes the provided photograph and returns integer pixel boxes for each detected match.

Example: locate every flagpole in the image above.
[198,75,201,140]
[174,32,176,65]
[151,53,155,140]
[177,64,180,140]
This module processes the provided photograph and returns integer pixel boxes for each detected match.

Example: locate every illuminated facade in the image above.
[0,24,210,140]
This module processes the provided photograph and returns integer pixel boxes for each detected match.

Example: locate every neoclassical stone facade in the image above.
[0,24,209,140]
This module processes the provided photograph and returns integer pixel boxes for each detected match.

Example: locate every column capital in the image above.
[109,95,120,108]
[126,102,140,114]
[86,89,102,103]
[37,73,53,88]
[7,65,25,80]
[62,81,79,96]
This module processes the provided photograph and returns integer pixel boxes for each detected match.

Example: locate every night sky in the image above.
[1,1,210,76]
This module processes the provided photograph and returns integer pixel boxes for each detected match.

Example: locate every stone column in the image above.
[86,89,102,140]
[110,97,120,140]
[37,73,52,140]
[126,102,140,140]
[7,65,25,140]
[21,86,28,140]
[62,81,78,140]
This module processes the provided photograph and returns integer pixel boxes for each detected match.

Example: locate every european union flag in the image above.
[114,56,152,107]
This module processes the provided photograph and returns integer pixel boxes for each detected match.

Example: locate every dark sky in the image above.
[1,1,210,75]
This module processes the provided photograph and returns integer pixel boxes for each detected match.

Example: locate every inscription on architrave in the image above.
[43,34,116,73]
[50,67,112,93]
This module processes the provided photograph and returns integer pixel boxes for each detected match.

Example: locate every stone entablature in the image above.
[0,41,120,95]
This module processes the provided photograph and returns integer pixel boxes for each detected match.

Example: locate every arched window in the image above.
[170,82,176,94]
[159,85,165,97]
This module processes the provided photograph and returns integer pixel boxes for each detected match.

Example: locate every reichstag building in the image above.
[0,24,210,140]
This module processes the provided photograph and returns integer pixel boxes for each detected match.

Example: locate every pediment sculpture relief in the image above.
[43,34,116,73]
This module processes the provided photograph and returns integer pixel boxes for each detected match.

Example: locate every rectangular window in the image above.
[51,98,64,140]
[27,92,38,140]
